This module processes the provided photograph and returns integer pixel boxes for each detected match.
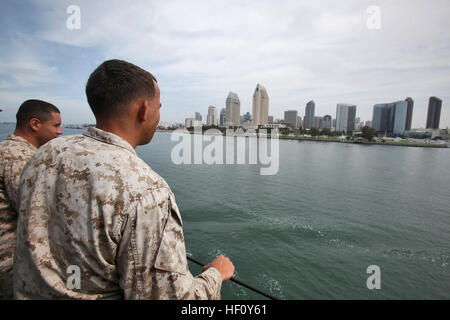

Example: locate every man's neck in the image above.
[95,121,138,149]
[13,129,39,148]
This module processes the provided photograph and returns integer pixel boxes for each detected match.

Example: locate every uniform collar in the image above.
[83,127,137,155]
[5,134,37,150]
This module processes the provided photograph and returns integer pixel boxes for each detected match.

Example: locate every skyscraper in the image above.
[219,108,226,127]
[372,101,408,135]
[226,92,241,126]
[323,115,332,129]
[426,96,442,129]
[347,106,356,133]
[393,101,408,135]
[313,116,322,129]
[336,104,357,133]
[252,84,269,126]
[405,97,414,131]
[195,112,202,123]
[207,106,218,126]
[304,101,315,129]
[372,103,393,134]
[284,110,298,128]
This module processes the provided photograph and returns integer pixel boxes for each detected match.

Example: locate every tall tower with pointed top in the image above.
[252,84,269,126]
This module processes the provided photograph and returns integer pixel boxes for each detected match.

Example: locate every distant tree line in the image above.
[183,125,379,142]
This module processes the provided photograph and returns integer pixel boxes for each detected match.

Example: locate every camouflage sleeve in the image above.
[4,155,30,212]
[117,192,222,300]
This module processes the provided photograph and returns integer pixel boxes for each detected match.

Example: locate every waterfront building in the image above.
[392,101,408,135]
[195,112,202,123]
[284,110,298,128]
[226,92,241,127]
[313,116,322,129]
[219,108,226,127]
[323,115,332,130]
[426,96,442,129]
[372,101,409,135]
[304,101,315,129]
[297,116,302,128]
[336,104,357,133]
[207,106,218,126]
[252,84,269,126]
[393,101,408,135]
[259,123,287,129]
[185,118,201,128]
[372,103,393,134]
[268,115,274,123]
[405,97,414,131]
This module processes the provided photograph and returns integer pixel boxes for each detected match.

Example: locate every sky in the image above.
[0,0,449,128]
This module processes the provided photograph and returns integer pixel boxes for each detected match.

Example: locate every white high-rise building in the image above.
[252,84,269,126]
[185,118,201,128]
[336,103,357,133]
[226,92,241,126]
[207,106,218,126]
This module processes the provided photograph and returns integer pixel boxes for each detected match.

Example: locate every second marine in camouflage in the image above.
[0,100,62,299]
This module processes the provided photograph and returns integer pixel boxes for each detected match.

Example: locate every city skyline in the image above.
[170,91,446,130]
[186,88,444,131]
[0,1,449,128]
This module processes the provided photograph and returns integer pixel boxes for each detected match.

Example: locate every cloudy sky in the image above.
[0,0,449,128]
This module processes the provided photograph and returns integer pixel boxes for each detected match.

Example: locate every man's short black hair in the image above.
[16,99,60,129]
[85,59,157,119]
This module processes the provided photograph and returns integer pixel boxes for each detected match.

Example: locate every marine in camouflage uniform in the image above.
[14,127,223,299]
[0,135,37,299]
[0,99,62,299]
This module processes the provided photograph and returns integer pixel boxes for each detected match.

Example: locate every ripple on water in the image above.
[258,273,286,300]
[383,248,450,268]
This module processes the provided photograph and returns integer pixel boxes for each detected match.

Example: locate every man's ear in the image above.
[137,100,149,122]
[29,118,41,132]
